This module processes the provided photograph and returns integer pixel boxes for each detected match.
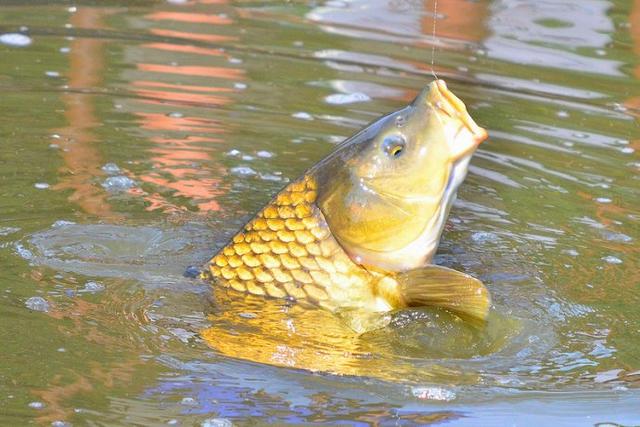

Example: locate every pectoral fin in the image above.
[396,265,490,324]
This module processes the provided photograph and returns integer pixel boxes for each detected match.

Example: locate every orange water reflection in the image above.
[126,0,243,213]
[149,28,234,43]
[37,8,137,420]
[51,8,120,219]
[137,63,242,79]
[141,42,225,57]
[146,11,232,25]
[422,0,488,43]
[36,2,244,416]
[51,1,243,216]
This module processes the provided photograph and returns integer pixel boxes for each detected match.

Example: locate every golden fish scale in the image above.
[207,175,376,310]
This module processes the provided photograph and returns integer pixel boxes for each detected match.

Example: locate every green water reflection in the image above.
[1,0,639,425]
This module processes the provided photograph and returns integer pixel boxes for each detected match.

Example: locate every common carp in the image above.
[204,80,490,329]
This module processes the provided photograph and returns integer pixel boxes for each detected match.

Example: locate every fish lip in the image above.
[433,79,488,147]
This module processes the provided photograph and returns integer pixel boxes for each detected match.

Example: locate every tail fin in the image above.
[396,265,491,324]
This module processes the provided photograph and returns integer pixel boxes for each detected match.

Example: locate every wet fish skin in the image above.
[205,80,490,326]
[208,174,382,313]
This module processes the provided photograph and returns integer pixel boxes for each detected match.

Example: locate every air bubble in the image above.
[0,33,32,47]
[411,386,456,401]
[180,397,198,406]
[602,256,623,265]
[81,281,105,293]
[101,163,121,175]
[230,166,257,176]
[201,418,234,427]
[292,112,313,121]
[324,92,371,105]
[594,197,612,204]
[25,297,49,312]
[101,176,136,192]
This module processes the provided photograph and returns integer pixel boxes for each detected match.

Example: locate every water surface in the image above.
[1,0,639,425]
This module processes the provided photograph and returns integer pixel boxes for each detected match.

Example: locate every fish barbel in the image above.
[204,80,490,329]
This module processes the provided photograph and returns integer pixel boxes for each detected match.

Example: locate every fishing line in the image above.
[430,0,439,80]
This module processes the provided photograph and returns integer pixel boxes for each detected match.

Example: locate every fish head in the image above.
[315,80,487,271]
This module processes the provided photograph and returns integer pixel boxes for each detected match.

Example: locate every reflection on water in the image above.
[1,0,640,424]
[52,8,120,219]
[201,289,520,381]
[121,2,242,213]
[485,0,622,75]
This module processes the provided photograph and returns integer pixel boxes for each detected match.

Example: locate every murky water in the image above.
[1,0,639,425]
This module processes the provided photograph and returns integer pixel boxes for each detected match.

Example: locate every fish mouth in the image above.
[429,80,488,160]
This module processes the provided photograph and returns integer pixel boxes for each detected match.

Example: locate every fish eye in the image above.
[382,134,406,158]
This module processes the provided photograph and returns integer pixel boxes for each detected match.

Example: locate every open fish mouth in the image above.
[429,80,488,161]
[433,80,488,145]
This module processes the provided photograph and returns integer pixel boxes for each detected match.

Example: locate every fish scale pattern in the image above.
[207,175,374,310]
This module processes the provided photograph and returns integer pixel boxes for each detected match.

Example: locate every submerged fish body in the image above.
[205,80,490,326]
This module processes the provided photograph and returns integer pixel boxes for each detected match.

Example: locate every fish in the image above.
[203,80,490,331]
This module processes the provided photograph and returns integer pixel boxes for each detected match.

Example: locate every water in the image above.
[0,0,639,424]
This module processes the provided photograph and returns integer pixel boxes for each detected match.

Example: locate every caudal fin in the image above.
[396,265,491,324]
